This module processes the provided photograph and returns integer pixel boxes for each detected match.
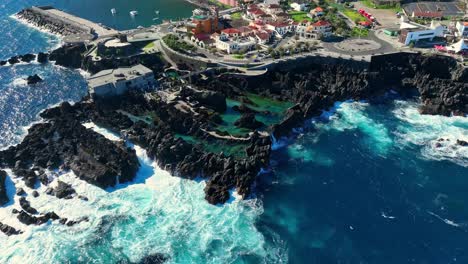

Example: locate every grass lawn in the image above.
[360,0,402,12]
[233,54,245,59]
[288,11,312,22]
[231,12,242,20]
[350,27,369,37]
[342,9,367,22]
[143,41,155,51]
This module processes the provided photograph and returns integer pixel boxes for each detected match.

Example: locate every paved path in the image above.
[46,8,118,37]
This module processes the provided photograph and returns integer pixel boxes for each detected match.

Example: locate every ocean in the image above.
[0,1,467,263]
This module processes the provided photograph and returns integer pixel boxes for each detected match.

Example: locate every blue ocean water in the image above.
[1,1,467,264]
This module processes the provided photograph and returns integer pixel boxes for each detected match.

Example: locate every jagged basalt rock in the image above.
[19,197,38,214]
[37,52,48,63]
[0,102,140,190]
[0,170,9,206]
[17,210,60,225]
[53,181,76,199]
[138,253,169,264]
[234,113,264,130]
[0,222,22,236]
[26,74,43,85]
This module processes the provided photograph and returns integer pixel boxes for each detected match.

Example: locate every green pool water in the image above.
[175,134,248,158]
[218,95,293,133]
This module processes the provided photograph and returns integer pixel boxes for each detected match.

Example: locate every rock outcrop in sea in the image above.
[0,170,9,206]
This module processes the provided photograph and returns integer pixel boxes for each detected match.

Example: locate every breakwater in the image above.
[16,6,118,43]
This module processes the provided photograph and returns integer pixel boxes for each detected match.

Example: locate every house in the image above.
[221,28,241,37]
[309,7,324,18]
[247,7,266,20]
[290,2,306,11]
[296,20,332,39]
[411,11,442,19]
[312,20,332,38]
[87,64,155,98]
[266,22,293,36]
[215,36,256,53]
[238,26,255,37]
[255,31,271,44]
[456,21,468,38]
[265,4,283,15]
[274,12,290,22]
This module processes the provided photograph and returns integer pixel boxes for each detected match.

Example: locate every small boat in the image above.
[111,8,116,15]
[130,10,138,16]
[152,17,159,21]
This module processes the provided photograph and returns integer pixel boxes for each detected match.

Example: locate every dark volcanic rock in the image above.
[53,181,76,199]
[49,44,87,68]
[20,53,36,63]
[19,197,38,214]
[138,253,169,264]
[16,188,26,196]
[32,190,39,197]
[0,60,6,66]
[179,88,227,112]
[0,102,140,189]
[0,222,22,236]
[0,170,9,206]
[17,210,60,225]
[234,113,264,130]
[37,52,48,63]
[26,74,43,85]
[8,56,20,65]
[457,140,467,147]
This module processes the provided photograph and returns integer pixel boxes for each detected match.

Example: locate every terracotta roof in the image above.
[268,22,290,28]
[463,22,468,26]
[314,7,324,12]
[221,28,241,34]
[413,11,442,18]
[313,20,331,27]
[255,32,270,40]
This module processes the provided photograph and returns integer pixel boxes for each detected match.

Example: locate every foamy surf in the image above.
[393,100,468,167]
[0,123,280,263]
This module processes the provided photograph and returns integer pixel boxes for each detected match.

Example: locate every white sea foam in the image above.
[320,101,393,155]
[10,14,63,49]
[393,101,468,167]
[0,123,280,263]
[11,77,28,87]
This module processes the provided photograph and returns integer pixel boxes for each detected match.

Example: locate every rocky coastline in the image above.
[0,41,466,237]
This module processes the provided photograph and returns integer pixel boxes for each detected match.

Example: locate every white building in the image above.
[290,2,306,11]
[266,22,294,37]
[446,38,468,53]
[215,35,256,54]
[399,21,445,46]
[87,64,155,98]
[455,21,468,38]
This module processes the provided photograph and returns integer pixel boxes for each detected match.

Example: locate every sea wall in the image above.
[160,40,217,70]
[16,7,92,36]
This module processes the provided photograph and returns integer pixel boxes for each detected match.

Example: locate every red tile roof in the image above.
[255,32,270,40]
[314,7,324,12]
[313,20,331,27]
[413,11,442,18]
[221,28,241,34]
[268,22,290,28]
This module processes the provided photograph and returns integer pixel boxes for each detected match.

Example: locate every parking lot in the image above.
[353,2,401,29]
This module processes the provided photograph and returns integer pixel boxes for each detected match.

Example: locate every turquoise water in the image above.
[1,1,468,263]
